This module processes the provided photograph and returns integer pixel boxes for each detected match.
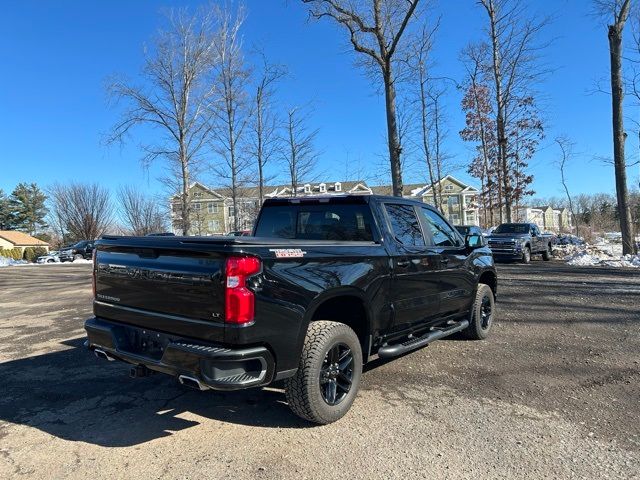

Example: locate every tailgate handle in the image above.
[135,248,159,259]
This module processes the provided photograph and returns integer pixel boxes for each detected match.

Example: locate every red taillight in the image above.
[225,256,261,325]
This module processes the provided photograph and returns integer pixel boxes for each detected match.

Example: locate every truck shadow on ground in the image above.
[0,338,311,447]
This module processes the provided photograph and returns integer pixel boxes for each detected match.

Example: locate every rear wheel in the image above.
[73,254,83,261]
[542,244,552,261]
[463,283,495,340]
[285,321,362,424]
[522,246,531,264]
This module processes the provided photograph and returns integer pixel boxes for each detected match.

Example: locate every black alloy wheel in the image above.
[480,294,493,330]
[319,343,353,406]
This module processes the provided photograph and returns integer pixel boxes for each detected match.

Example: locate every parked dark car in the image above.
[85,195,497,424]
[59,240,94,262]
[487,223,554,263]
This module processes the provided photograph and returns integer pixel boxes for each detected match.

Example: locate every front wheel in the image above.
[522,246,531,264]
[285,321,362,424]
[463,283,495,340]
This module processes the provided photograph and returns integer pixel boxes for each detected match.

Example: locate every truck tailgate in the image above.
[94,241,226,328]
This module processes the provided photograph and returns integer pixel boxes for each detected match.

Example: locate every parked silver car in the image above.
[36,251,60,264]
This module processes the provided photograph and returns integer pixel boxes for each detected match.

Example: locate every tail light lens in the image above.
[225,256,261,325]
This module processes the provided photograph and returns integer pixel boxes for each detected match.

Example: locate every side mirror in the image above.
[466,234,483,249]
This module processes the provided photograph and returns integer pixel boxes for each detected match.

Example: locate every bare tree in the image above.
[108,8,219,235]
[49,183,114,242]
[210,6,252,232]
[555,137,579,236]
[251,53,286,206]
[302,0,421,196]
[477,0,548,223]
[117,185,167,236]
[283,106,319,194]
[405,23,443,209]
[595,0,637,254]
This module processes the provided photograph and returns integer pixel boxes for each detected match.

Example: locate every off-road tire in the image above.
[522,246,531,264]
[74,254,83,261]
[462,283,495,340]
[542,244,552,261]
[285,321,362,424]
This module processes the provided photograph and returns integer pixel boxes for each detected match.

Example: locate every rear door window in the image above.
[254,204,375,241]
[385,204,425,247]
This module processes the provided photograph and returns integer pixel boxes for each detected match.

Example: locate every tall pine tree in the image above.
[8,183,48,235]
[0,190,13,230]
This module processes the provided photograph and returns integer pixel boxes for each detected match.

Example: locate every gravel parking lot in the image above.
[0,262,638,479]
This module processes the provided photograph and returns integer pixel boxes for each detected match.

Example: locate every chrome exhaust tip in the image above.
[94,348,115,362]
[178,375,208,391]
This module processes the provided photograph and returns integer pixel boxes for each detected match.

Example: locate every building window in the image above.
[208,220,220,232]
[319,183,326,193]
[193,192,202,198]
[450,213,460,224]
[192,202,202,211]
[304,184,311,194]
[448,196,459,205]
[228,206,235,217]
[445,184,454,192]
[335,182,342,192]
[207,202,219,214]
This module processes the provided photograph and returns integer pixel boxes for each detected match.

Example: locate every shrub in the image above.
[23,247,47,262]
[25,247,48,262]
[1,248,23,260]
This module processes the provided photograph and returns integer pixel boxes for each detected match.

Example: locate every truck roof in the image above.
[262,194,440,212]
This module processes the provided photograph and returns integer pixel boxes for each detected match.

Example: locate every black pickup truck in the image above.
[487,223,554,263]
[85,195,497,424]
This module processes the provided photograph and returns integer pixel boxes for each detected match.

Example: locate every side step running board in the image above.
[377,320,469,359]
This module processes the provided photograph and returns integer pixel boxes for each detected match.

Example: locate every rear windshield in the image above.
[254,204,376,241]
[494,224,530,234]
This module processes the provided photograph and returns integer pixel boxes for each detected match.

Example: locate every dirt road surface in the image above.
[0,262,638,479]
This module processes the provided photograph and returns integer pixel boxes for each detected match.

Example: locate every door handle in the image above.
[396,260,410,267]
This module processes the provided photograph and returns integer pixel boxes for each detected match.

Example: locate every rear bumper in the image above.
[85,317,276,390]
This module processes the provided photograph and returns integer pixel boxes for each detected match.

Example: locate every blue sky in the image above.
[1,0,638,201]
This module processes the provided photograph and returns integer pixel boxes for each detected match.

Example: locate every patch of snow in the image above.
[72,258,93,264]
[0,256,28,267]
[561,247,640,269]
[0,255,93,267]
